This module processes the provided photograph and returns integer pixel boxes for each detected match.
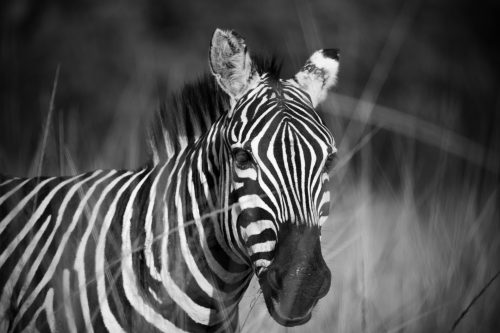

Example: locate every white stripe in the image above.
[74,169,124,333]
[242,220,276,241]
[222,170,248,265]
[283,82,312,106]
[11,172,108,329]
[288,124,315,223]
[0,215,52,321]
[0,175,79,269]
[0,177,55,237]
[45,288,56,332]
[187,164,246,285]
[200,136,246,265]
[63,269,78,333]
[144,164,168,281]
[121,168,187,332]
[295,129,312,224]
[16,171,102,304]
[157,149,223,323]
[181,153,241,294]
[160,201,213,325]
[241,96,276,144]
[279,128,294,219]
[25,289,55,332]
[254,259,271,269]
[287,126,305,221]
[9,173,103,329]
[313,172,330,218]
[0,178,31,206]
[0,178,18,187]
[290,124,323,225]
[234,167,257,180]
[249,113,282,221]
[229,83,263,141]
[38,169,114,332]
[249,240,276,254]
[175,175,215,297]
[286,105,332,146]
[158,151,216,325]
[236,194,274,218]
[95,170,145,333]
[230,201,248,264]
[290,124,326,222]
[232,92,267,143]
[179,135,188,151]
[318,191,330,210]
[232,195,275,257]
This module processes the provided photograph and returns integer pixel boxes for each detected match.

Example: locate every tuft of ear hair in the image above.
[295,49,340,107]
[209,29,260,101]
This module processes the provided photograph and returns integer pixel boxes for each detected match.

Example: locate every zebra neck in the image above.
[167,124,252,270]
[113,134,253,329]
[153,125,253,306]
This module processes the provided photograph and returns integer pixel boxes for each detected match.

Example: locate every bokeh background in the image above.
[1,0,499,332]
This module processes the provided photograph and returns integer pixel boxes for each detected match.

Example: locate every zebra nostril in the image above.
[267,267,282,291]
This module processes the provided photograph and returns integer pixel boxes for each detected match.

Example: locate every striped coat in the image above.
[0,28,339,332]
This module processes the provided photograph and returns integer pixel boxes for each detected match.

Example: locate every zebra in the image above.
[0,28,339,332]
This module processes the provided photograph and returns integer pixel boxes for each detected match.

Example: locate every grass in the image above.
[6,55,500,333]
[238,87,500,333]
[239,150,499,332]
[2,0,499,332]
[238,1,500,330]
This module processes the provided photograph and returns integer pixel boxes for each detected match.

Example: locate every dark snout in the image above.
[259,224,331,327]
[323,48,340,61]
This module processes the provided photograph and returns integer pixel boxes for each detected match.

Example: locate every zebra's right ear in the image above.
[295,49,340,107]
[209,29,259,101]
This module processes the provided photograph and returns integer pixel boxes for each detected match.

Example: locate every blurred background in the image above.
[1,0,499,332]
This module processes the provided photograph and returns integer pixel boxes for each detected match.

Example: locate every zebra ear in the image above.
[295,49,340,107]
[209,28,259,100]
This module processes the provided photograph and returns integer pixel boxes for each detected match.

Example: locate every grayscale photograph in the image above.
[0,0,499,332]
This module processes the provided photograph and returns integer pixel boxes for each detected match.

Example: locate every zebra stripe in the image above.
[1,30,338,331]
[121,169,185,333]
[74,169,125,332]
[63,269,78,333]
[0,177,55,238]
[144,163,169,281]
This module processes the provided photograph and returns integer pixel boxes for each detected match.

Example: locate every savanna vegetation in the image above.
[1,0,499,331]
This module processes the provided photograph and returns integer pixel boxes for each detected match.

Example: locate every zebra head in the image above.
[210,29,338,326]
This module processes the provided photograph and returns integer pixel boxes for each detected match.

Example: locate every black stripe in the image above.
[246,228,276,248]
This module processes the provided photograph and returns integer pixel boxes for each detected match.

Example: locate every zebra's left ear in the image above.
[209,29,259,101]
[295,49,340,107]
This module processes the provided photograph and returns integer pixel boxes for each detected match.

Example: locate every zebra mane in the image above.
[149,55,281,162]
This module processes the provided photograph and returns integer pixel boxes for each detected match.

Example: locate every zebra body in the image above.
[0,29,339,332]
[0,139,248,332]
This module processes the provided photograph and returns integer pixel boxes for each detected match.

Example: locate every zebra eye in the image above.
[324,153,337,173]
[233,148,253,168]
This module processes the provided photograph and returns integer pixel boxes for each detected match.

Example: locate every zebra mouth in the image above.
[267,296,313,326]
[259,272,315,327]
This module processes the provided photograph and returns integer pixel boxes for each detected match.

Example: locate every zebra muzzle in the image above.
[257,224,331,326]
